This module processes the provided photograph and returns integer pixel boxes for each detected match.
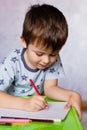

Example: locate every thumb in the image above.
[64,102,72,109]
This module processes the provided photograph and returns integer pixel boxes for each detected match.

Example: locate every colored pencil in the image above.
[29,79,41,95]
[0,118,31,123]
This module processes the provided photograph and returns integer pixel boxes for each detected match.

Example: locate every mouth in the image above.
[38,64,48,68]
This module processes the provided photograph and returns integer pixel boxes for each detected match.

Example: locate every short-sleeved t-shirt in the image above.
[0,48,64,96]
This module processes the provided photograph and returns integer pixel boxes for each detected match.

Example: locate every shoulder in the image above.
[2,48,23,64]
[49,55,63,69]
[45,55,64,78]
[9,48,22,58]
[56,55,63,68]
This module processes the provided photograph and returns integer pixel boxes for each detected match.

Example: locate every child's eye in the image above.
[36,53,43,56]
[50,54,57,57]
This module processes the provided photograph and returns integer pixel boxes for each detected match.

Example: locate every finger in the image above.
[30,96,48,110]
[33,99,46,109]
[36,96,48,108]
[78,111,82,120]
[64,102,72,109]
[75,107,82,120]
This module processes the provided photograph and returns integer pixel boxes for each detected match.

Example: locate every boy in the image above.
[0,4,81,119]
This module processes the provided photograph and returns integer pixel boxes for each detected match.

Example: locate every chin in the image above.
[37,66,46,70]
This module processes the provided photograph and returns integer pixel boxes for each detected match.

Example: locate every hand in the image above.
[22,95,48,112]
[64,92,82,120]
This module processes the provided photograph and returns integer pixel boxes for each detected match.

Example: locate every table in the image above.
[0,97,83,130]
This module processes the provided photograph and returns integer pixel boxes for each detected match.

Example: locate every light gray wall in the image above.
[0,0,87,100]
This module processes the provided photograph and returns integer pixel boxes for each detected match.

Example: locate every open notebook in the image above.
[0,102,70,122]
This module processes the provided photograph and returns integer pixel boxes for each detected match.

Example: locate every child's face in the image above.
[24,43,59,70]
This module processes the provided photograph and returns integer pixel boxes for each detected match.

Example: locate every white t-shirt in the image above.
[0,48,64,96]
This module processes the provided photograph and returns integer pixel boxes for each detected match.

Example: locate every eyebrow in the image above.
[32,45,59,54]
[33,50,58,56]
[32,47,47,53]
[33,49,45,53]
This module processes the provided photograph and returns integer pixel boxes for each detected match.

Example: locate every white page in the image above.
[0,102,70,122]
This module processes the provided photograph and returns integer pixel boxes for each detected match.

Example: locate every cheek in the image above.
[51,57,57,63]
[27,52,36,63]
[30,56,37,62]
[30,54,40,63]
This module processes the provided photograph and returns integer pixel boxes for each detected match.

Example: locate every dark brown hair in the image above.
[21,4,68,52]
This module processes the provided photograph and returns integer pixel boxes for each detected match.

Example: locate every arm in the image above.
[44,79,82,120]
[0,51,47,111]
[0,91,47,111]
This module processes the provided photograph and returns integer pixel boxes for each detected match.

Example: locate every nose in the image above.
[42,55,50,64]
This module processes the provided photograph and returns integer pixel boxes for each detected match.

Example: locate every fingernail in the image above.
[45,103,48,108]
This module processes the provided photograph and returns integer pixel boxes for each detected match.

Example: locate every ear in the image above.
[20,37,27,48]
